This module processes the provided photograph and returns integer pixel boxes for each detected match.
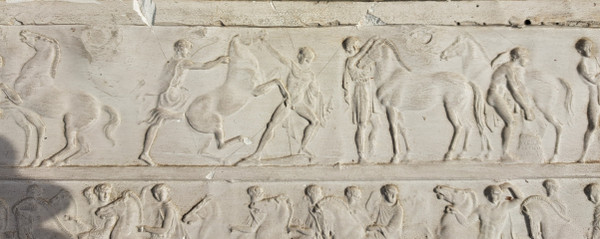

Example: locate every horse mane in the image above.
[28,31,61,78]
[521,195,569,222]
[462,33,491,61]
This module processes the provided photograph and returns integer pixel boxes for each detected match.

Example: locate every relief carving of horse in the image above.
[521,195,576,239]
[440,34,573,162]
[182,195,228,239]
[433,185,478,239]
[364,39,487,162]
[1,30,121,167]
[95,191,143,239]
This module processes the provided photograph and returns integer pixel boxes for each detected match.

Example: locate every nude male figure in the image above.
[487,47,535,162]
[451,183,524,239]
[139,39,229,166]
[241,43,322,162]
[576,38,600,163]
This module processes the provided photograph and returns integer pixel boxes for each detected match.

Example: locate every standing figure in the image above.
[240,43,322,163]
[521,179,574,239]
[342,37,380,163]
[138,184,188,239]
[487,47,536,162]
[366,184,404,239]
[576,38,600,163]
[451,183,524,239]
[230,186,293,239]
[139,39,229,166]
[585,183,600,239]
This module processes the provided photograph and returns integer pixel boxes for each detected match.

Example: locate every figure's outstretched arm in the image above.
[0,83,23,105]
[501,182,524,208]
[252,79,289,100]
[187,56,229,70]
[263,41,292,68]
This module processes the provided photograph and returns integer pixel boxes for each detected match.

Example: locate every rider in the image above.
[487,47,535,162]
[138,39,229,166]
[138,184,188,239]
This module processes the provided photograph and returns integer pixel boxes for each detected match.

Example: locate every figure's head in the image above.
[151,184,171,202]
[509,47,529,66]
[585,183,600,204]
[542,179,558,197]
[94,183,113,203]
[247,186,265,202]
[484,185,502,204]
[174,39,193,58]
[344,186,362,203]
[576,37,595,57]
[26,184,43,199]
[297,47,316,64]
[342,37,361,56]
[381,184,399,203]
[305,185,323,203]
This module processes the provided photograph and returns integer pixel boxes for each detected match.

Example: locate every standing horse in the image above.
[440,34,573,162]
[433,185,478,239]
[364,40,487,162]
[182,195,228,239]
[185,34,264,152]
[4,30,121,167]
[95,191,143,239]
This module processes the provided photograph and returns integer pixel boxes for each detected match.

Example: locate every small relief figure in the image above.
[341,36,381,163]
[137,184,188,239]
[138,38,229,166]
[0,30,121,167]
[12,184,78,238]
[451,183,524,239]
[433,185,478,239]
[586,183,600,239]
[289,184,329,239]
[365,184,404,239]
[94,189,143,239]
[78,183,117,239]
[239,41,326,164]
[345,186,371,228]
[230,186,293,239]
[576,38,600,163]
[487,47,536,162]
[521,179,574,239]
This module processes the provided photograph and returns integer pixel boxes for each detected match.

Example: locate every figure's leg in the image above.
[295,105,320,157]
[368,114,380,157]
[138,118,164,166]
[492,101,519,162]
[242,103,291,162]
[580,98,599,163]
[42,115,81,166]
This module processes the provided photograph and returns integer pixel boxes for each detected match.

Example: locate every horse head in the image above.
[18,30,61,78]
[434,185,478,214]
[182,196,215,225]
[440,35,467,61]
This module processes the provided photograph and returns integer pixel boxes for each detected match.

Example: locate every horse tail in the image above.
[102,105,121,146]
[558,77,574,119]
[468,82,487,133]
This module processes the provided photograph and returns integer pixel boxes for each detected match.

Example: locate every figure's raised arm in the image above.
[186,56,229,70]
[500,182,524,208]
[263,41,292,67]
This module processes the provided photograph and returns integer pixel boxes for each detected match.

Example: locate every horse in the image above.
[185,34,265,153]
[315,197,365,239]
[521,195,576,239]
[440,34,573,162]
[182,195,228,239]
[433,185,478,239]
[3,30,121,167]
[95,190,143,239]
[363,39,487,162]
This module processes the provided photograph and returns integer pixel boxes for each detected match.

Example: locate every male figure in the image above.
[138,184,188,239]
[487,47,536,162]
[230,186,293,239]
[242,44,322,162]
[452,183,524,239]
[290,185,328,239]
[342,37,380,163]
[586,183,600,239]
[366,184,404,239]
[576,38,600,163]
[79,183,116,239]
[345,186,371,227]
[521,179,571,239]
[139,39,229,166]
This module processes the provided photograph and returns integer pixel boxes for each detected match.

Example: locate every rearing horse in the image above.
[364,39,487,162]
[2,30,121,167]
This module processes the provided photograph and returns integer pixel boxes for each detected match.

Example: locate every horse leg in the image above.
[444,106,464,161]
[544,114,562,163]
[386,107,406,164]
[12,112,35,166]
[42,115,80,167]
[60,134,90,166]
[20,110,46,167]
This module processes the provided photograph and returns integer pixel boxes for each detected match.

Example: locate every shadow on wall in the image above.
[0,135,74,239]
